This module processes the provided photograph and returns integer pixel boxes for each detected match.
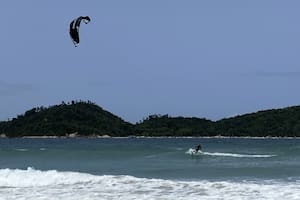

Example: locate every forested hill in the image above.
[215,106,300,137]
[134,107,300,137]
[0,101,133,137]
[1,101,300,137]
[134,115,214,137]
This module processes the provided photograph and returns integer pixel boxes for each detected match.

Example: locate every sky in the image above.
[1,1,300,123]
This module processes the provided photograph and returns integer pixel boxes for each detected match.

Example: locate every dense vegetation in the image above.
[134,114,215,137]
[1,101,300,137]
[215,107,300,137]
[0,101,132,137]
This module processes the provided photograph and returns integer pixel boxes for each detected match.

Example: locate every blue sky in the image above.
[1,1,300,123]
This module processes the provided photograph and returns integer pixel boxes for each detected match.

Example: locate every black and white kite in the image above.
[69,16,91,47]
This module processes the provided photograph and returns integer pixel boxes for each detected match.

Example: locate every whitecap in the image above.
[0,168,298,200]
[15,148,28,152]
[185,148,276,158]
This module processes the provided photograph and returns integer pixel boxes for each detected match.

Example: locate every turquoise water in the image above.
[0,138,300,199]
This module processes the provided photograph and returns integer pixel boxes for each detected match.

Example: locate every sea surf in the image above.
[0,137,299,199]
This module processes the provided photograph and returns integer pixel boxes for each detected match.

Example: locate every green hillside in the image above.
[215,106,300,137]
[134,114,214,137]
[135,106,300,137]
[1,101,300,137]
[0,101,133,137]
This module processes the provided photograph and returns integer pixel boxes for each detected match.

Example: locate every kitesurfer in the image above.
[195,144,202,153]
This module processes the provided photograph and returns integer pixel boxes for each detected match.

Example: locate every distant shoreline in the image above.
[2,101,300,138]
[2,135,298,139]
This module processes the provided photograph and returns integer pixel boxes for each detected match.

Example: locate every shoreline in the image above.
[0,135,298,139]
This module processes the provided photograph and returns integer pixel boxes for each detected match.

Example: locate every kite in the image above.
[69,16,91,47]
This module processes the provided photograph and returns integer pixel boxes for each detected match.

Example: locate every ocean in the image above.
[0,137,299,200]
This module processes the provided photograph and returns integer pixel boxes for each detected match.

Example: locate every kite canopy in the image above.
[69,16,91,46]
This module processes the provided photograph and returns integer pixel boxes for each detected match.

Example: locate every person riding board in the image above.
[195,144,202,153]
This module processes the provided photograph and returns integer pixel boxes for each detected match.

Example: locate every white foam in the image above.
[186,148,202,156]
[0,168,298,200]
[15,148,28,152]
[185,148,276,158]
[0,167,101,187]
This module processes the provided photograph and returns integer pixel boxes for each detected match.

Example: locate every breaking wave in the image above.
[0,168,298,200]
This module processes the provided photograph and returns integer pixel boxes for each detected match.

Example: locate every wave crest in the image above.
[185,148,276,158]
[0,168,298,200]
